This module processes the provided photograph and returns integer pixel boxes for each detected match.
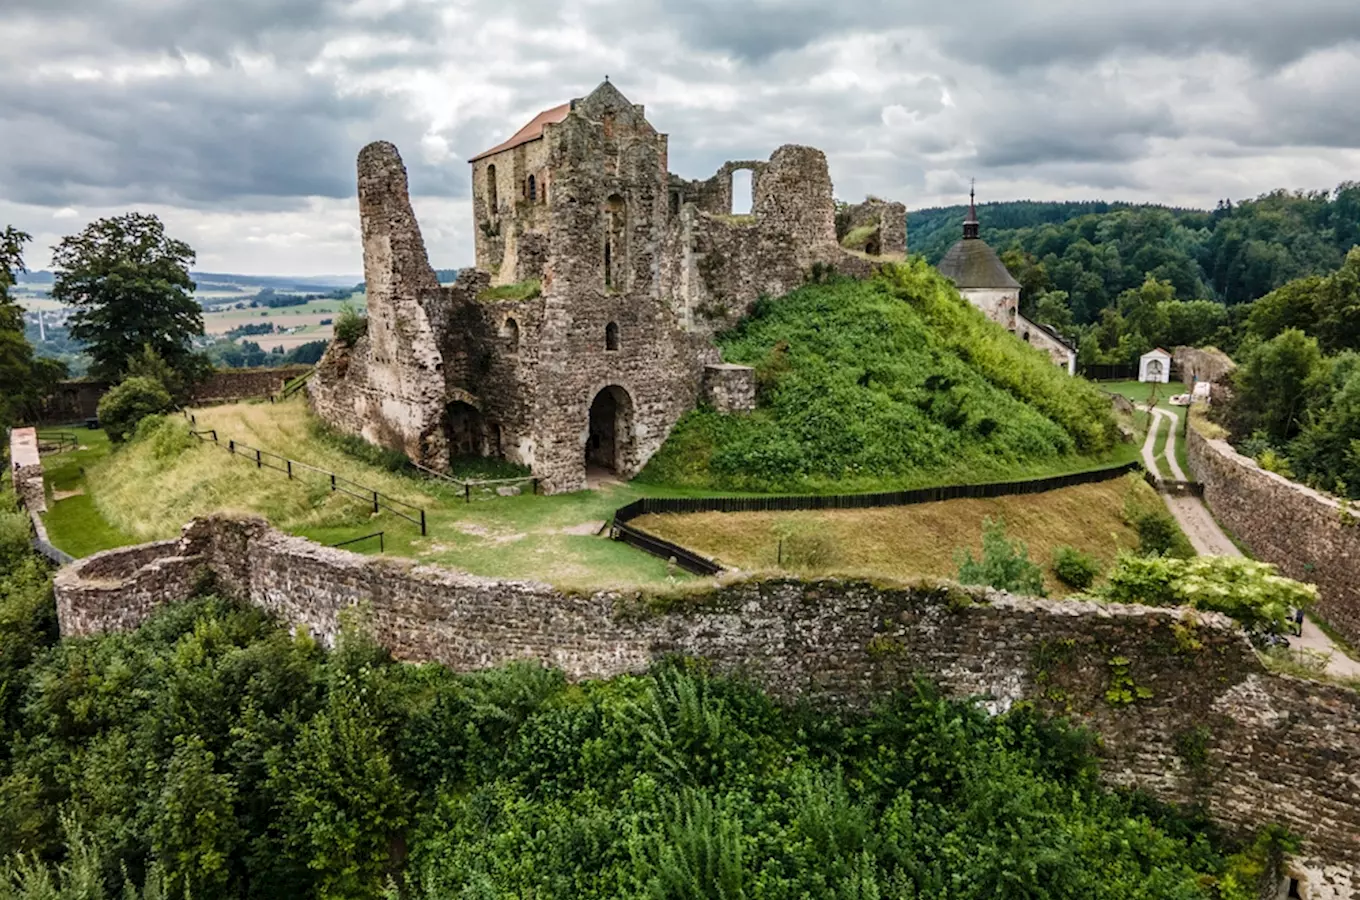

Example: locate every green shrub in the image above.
[1101,553,1315,631]
[955,517,1046,596]
[1052,546,1099,590]
[334,302,368,346]
[773,520,838,571]
[97,376,174,443]
[1130,509,1195,558]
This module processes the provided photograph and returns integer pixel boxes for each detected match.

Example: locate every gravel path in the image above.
[1141,401,1359,679]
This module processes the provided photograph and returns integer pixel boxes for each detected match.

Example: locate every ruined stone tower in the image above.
[310,81,905,493]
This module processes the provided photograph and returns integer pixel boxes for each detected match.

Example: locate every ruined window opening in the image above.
[1023,330,1031,342]
[527,174,537,203]
[502,316,520,350]
[605,194,625,289]
[542,179,548,205]
[669,191,680,216]
[606,321,619,351]
[486,164,498,212]
[730,169,753,215]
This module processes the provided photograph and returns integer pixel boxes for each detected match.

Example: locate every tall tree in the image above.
[0,226,66,427]
[51,213,202,381]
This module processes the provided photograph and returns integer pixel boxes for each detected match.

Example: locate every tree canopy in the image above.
[0,227,66,427]
[51,213,203,382]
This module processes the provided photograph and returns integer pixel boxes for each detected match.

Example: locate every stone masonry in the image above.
[1188,420,1360,645]
[9,427,45,514]
[309,82,904,493]
[51,515,1360,889]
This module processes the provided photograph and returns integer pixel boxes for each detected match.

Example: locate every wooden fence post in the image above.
[286,460,292,479]
[420,509,426,536]
[372,491,379,513]
[255,449,262,468]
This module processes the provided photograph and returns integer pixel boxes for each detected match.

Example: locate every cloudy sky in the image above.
[3,0,1360,275]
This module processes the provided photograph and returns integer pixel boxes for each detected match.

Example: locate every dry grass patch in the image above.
[92,401,434,542]
[634,476,1155,596]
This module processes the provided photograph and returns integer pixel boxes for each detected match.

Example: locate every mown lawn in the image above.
[1100,380,1192,479]
[634,475,1158,597]
[40,426,139,558]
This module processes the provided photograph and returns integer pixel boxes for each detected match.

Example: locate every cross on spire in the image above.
[963,178,980,240]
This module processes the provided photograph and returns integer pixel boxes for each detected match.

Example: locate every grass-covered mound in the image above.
[0,544,1273,899]
[642,260,1122,492]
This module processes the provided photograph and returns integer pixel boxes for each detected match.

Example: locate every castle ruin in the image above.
[309,81,906,493]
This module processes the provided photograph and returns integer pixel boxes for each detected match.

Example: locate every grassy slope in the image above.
[642,262,1124,493]
[635,475,1156,597]
[63,402,714,590]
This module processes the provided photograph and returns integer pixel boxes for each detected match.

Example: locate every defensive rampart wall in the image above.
[51,515,1360,888]
[1188,422,1360,646]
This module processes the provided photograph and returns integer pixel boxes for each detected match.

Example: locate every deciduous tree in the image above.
[51,213,203,382]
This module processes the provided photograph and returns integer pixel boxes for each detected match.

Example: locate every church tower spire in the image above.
[963,179,980,240]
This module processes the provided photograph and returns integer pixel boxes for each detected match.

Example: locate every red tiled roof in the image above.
[469,102,571,162]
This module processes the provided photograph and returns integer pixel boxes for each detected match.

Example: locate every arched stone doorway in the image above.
[445,400,485,458]
[586,385,634,475]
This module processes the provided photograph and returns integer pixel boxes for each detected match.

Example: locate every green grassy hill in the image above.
[641,261,1123,493]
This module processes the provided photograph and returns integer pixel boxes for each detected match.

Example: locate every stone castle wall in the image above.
[40,367,312,422]
[308,142,451,470]
[1188,422,1360,645]
[52,516,1360,883]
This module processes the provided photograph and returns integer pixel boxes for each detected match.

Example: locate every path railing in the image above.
[187,425,427,535]
[611,461,1144,576]
[331,531,384,552]
[409,459,538,502]
[35,431,78,454]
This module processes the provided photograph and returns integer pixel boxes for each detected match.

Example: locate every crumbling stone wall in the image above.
[309,142,450,470]
[40,368,312,422]
[9,427,46,513]
[52,515,1360,882]
[702,364,756,413]
[837,197,907,255]
[1175,346,1236,385]
[1189,422,1360,645]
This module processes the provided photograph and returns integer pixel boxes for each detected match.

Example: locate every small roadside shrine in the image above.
[1139,348,1172,383]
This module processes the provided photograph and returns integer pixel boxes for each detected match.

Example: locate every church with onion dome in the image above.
[936,187,1077,375]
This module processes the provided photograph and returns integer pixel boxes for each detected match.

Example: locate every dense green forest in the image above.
[908,186,1360,365]
[1213,248,1360,498]
[643,261,1119,492]
[0,509,1285,899]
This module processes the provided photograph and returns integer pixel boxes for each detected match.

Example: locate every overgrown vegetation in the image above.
[1101,555,1316,632]
[476,278,541,303]
[333,301,368,347]
[0,532,1276,897]
[96,376,174,443]
[642,263,1120,492]
[954,516,1046,596]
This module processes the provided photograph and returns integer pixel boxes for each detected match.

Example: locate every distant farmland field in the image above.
[203,294,366,351]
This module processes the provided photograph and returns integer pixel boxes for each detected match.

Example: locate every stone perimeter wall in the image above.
[1188,423,1360,646]
[52,516,1360,885]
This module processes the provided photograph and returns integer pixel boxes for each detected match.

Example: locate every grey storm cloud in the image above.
[1,0,1359,273]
